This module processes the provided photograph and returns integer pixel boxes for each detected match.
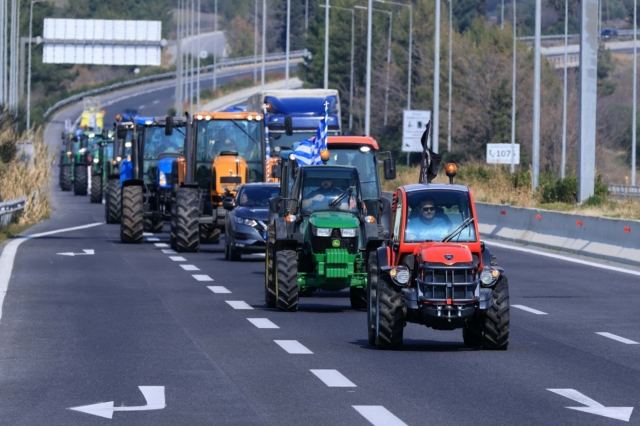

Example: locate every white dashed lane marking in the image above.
[154,243,169,248]
[207,286,231,294]
[274,340,313,354]
[162,249,177,255]
[180,264,200,271]
[146,237,160,242]
[192,274,214,282]
[247,318,279,329]
[352,406,408,426]
[512,304,548,315]
[169,256,186,262]
[226,301,254,310]
[143,232,154,237]
[310,369,356,388]
[596,332,639,345]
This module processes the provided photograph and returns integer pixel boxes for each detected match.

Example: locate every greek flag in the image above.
[293,136,321,166]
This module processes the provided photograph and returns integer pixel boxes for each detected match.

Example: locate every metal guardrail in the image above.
[608,185,640,198]
[0,198,26,228]
[43,50,307,119]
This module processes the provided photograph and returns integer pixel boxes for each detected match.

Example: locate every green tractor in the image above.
[88,131,114,203]
[265,164,384,311]
[59,130,91,196]
[104,120,134,223]
[58,131,75,191]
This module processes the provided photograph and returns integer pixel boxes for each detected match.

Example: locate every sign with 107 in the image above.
[486,143,520,165]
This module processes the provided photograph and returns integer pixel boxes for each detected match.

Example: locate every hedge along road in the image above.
[1,65,640,424]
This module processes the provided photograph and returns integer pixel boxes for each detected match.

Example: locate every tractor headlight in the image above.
[340,228,356,238]
[314,227,332,237]
[93,157,99,164]
[159,171,167,187]
[480,267,501,287]
[389,266,410,286]
[235,216,257,227]
[78,148,87,154]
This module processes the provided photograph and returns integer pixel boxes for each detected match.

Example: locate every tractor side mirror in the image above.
[165,116,174,136]
[383,158,396,180]
[222,196,236,211]
[284,116,293,136]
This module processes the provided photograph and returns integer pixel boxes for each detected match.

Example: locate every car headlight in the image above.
[480,267,501,286]
[340,228,356,238]
[314,227,332,237]
[159,171,167,187]
[389,266,410,286]
[235,216,257,227]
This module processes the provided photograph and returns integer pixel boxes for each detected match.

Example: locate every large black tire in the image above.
[367,254,379,345]
[73,164,88,196]
[144,216,164,233]
[174,187,200,252]
[350,286,367,311]
[60,165,72,191]
[90,174,102,203]
[225,239,241,261]
[200,224,220,244]
[275,250,298,312]
[264,244,276,308]
[170,204,178,250]
[120,185,144,243]
[105,179,121,224]
[372,270,405,349]
[463,277,510,350]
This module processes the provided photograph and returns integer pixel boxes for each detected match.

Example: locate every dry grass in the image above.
[385,164,640,221]
[0,128,51,225]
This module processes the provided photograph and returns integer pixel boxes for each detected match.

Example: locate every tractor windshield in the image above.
[142,126,185,160]
[196,120,264,181]
[404,190,476,243]
[325,148,379,200]
[300,168,361,215]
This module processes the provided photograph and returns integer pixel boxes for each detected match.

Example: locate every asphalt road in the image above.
[2,69,640,425]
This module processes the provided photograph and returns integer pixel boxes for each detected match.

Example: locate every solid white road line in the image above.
[226,300,254,310]
[169,256,186,262]
[512,304,549,315]
[154,243,169,248]
[310,369,356,388]
[274,340,313,354]
[207,286,231,294]
[192,274,214,282]
[180,264,200,271]
[486,240,640,278]
[352,406,408,426]
[161,249,177,255]
[596,332,639,345]
[146,237,160,242]
[247,318,279,329]
[0,222,104,323]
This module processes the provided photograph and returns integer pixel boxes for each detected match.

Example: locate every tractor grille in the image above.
[310,229,357,253]
[417,263,477,303]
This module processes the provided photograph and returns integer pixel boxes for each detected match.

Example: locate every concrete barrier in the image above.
[476,203,640,266]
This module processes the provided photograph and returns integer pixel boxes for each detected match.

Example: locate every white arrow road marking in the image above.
[69,386,165,419]
[512,304,548,315]
[274,340,313,354]
[57,249,95,257]
[192,274,214,282]
[154,243,168,248]
[169,256,186,262]
[208,286,231,294]
[547,388,634,422]
[310,369,356,388]
[226,300,253,310]
[180,264,200,271]
[161,249,177,255]
[596,332,639,345]
[247,318,279,329]
[353,406,408,426]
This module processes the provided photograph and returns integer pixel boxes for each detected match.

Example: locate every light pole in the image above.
[175,0,183,115]
[510,0,517,173]
[254,0,258,83]
[447,0,452,152]
[196,0,201,108]
[213,0,218,94]
[26,0,42,131]
[324,0,329,89]
[261,0,266,87]
[561,0,568,178]
[433,0,441,153]
[532,0,541,189]
[633,0,637,186]
[285,0,290,87]
[365,0,373,136]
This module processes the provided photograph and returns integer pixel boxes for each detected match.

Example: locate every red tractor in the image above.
[368,164,509,349]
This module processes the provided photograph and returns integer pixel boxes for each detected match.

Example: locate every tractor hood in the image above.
[418,243,473,266]
[309,211,359,229]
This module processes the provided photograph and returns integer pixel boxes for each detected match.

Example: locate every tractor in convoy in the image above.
[170,111,265,252]
[58,129,92,196]
[265,160,384,312]
[104,117,135,223]
[58,130,75,191]
[120,116,187,243]
[367,164,510,350]
[88,131,114,204]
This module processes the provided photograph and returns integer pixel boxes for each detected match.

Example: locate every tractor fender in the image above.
[376,245,390,269]
[364,222,382,250]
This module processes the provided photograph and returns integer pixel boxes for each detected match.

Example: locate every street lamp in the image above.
[285,0,290,87]
[26,0,43,131]
[365,0,372,136]
[447,0,452,152]
[510,0,517,173]
[324,0,329,89]
[561,0,568,178]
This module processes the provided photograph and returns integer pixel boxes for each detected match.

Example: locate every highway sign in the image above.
[486,143,520,165]
[402,110,431,153]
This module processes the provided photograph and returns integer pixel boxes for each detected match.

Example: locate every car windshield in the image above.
[326,148,379,200]
[196,119,264,181]
[404,190,476,242]
[238,186,279,208]
[142,126,185,160]
[300,168,360,215]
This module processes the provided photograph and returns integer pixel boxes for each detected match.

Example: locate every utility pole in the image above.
[27,0,42,131]
[0,0,5,106]
[447,0,452,152]
[213,0,218,93]
[433,0,441,153]
[196,0,201,108]
[365,0,372,136]
[9,0,18,112]
[561,0,568,178]
[175,0,183,115]
[261,0,266,87]
[383,10,392,126]
[632,0,637,186]
[510,0,517,173]
[285,0,290,87]
[532,0,541,189]
[324,0,329,89]
[254,0,258,83]
[501,0,505,30]
[305,0,309,33]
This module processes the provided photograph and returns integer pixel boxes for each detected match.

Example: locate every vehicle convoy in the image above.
[170,111,265,252]
[104,118,135,223]
[223,183,279,261]
[120,116,186,243]
[246,89,341,181]
[368,165,510,349]
[265,164,384,311]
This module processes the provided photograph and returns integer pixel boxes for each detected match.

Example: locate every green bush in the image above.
[540,175,578,203]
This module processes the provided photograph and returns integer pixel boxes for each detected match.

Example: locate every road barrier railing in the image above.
[0,198,26,229]
[608,184,640,198]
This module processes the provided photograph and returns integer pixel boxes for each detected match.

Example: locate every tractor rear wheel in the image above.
[200,224,220,244]
[264,244,276,308]
[169,204,178,250]
[350,287,367,311]
[120,185,143,243]
[90,174,102,203]
[367,254,379,345]
[73,165,88,196]
[174,187,200,252]
[105,179,121,224]
[276,250,298,312]
[480,277,510,350]
[373,273,405,349]
[60,165,72,191]
[144,216,164,233]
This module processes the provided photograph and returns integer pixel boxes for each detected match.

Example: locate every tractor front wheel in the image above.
[373,272,405,349]
[480,277,510,350]
[60,165,72,191]
[120,185,144,243]
[73,165,88,196]
[264,243,276,308]
[200,224,220,244]
[174,187,200,252]
[105,179,121,224]
[90,174,102,203]
[367,254,379,345]
[275,250,298,312]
